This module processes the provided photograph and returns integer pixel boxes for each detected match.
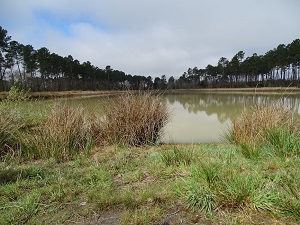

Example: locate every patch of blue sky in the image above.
[33,9,110,36]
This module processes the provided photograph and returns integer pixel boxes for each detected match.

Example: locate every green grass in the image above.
[1,89,299,224]
[1,144,300,224]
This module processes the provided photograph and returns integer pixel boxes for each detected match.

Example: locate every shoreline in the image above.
[166,87,300,94]
[1,87,300,100]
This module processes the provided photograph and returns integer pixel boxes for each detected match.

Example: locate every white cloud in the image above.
[1,0,300,78]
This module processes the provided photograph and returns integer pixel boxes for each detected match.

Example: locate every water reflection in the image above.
[162,92,300,143]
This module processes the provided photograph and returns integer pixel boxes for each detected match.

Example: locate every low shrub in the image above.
[93,91,169,146]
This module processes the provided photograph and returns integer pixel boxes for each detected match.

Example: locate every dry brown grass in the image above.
[38,103,93,160]
[0,108,24,158]
[227,103,298,147]
[92,91,169,146]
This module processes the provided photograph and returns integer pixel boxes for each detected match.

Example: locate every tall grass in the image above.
[1,89,169,161]
[265,128,300,157]
[0,86,28,159]
[37,103,93,161]
[0,108,23,158]
[93,91,169,146]
[226,102,299,156]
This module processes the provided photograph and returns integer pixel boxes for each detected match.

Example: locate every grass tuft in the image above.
[226,102,300,157]
[158,146,194,166]
[36,103,93,161]
[92,91,169,146]
[265,128,300,157]
[179,179,215,213]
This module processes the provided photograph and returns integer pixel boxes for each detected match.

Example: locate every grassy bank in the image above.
[1,143,300,224]
[1,87,300,100]
[0,90,125,100]
[1,88,299,224]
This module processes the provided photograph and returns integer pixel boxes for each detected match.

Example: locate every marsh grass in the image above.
[265,128,300,157]
[0,88,31,160]
[226,102,300,157]
[1,90,170,161]
[38,103,93,161]
[0,108,23,158]
[93,91,169,146]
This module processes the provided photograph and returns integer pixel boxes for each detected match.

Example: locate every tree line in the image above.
[1,25,300,92]
[0,26,153,92]
[173,39,300,89]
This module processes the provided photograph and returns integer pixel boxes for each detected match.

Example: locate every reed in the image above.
[93,91,169,146]
[37,103,93,161]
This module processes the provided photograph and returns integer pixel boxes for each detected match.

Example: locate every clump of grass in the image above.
[36,103,93,161]
[0,108,23,159]
[216,174,262,209]
[159,146,194,166]
[238,143,261,159]
[179,171,278,214]
[191,161,221,188]
[265,128,300,157]
[277,172,300,220]
[226,102,299,156]
[93,91,169,146]
[178,179,215,213]
[0,86,29,160]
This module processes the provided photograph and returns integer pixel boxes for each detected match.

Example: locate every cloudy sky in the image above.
[1,0,300,78]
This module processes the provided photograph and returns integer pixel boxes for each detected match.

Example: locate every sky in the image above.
[1,0,300,78]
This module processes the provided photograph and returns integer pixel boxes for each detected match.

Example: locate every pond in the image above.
[59,91,300,144]
[161,91,300,143]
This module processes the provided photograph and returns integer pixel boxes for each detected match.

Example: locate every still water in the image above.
[161,92,300,143]
[64,91,300,144]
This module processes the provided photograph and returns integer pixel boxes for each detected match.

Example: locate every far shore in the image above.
[1,86,300,99]
[168,87,300,94]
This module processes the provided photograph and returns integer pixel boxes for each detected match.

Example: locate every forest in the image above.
[1,26,300,92]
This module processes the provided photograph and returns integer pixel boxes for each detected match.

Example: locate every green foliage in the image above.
[191,161,220,187]
[6,85,29,102]
[266,128,300,157]
[278,172,300,220]
[158,146,194,166]
[178,179,215,213]
[239,143,261,159]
